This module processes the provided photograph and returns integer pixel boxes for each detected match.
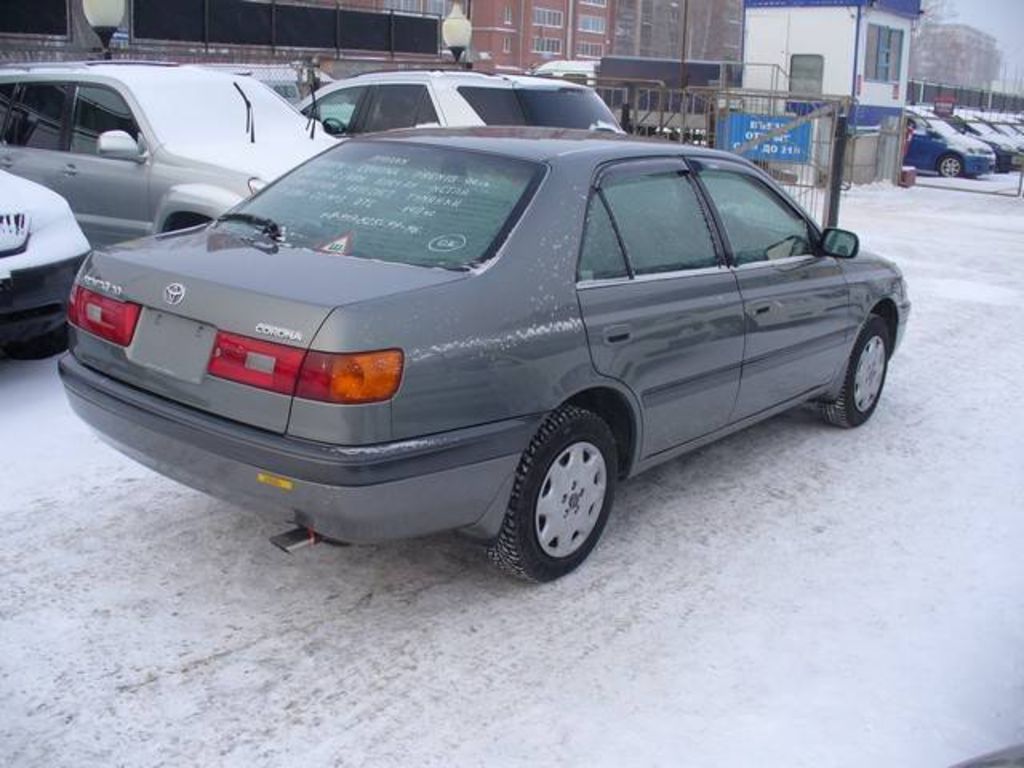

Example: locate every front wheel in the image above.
[488,405,617,582]
[937,153,964,178]
[821,315,891,428]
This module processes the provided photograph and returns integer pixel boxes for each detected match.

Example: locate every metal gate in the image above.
[594,81,851,226]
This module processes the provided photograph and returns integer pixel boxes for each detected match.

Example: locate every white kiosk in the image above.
[743,0,920,128]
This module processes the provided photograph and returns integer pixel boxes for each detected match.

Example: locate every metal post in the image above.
[679,0,690,90]
[826,112,848,228]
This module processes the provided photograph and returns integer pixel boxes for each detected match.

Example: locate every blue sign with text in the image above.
[718,114,813,164]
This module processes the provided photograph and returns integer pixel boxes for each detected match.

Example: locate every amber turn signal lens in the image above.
[296,349,404,404]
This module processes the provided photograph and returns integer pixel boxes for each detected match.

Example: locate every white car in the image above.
[298,70,620,137]
[0,62,335,247]
[0,171,88,359]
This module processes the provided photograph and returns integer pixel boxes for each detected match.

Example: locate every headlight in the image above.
[248,177,267,195]
[0,211,30,257]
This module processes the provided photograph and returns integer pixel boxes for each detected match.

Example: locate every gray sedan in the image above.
[60,128,910,581]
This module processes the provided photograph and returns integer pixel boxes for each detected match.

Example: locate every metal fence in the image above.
[908,79,1024,114]
[591,79,849,225]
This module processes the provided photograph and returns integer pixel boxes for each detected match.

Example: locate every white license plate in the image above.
[127,309,216,384]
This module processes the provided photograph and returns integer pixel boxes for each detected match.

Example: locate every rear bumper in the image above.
[0,253,85,344]
[59,354,533,543]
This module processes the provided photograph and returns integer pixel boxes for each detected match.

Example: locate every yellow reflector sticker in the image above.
[257,472,294,491]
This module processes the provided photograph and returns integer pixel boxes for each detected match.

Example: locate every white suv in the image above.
[0,62,334,247]
[298,70,621,137]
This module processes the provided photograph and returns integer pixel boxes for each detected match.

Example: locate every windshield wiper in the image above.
[306,74,319,140]
[218,212,281,240]
[233,82,256,144]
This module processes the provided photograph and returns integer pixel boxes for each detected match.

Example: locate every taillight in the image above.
[207,331,305,395]
[296,349,404,404]
[68,284,142,347]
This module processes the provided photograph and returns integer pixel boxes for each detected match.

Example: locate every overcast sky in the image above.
[948,0,1024,83]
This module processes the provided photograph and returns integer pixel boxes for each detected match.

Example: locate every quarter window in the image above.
[578,195,628,281]
[5,83,67,150]
[71,85,139,155]
[601,170,718,275]
[698,168,814,265]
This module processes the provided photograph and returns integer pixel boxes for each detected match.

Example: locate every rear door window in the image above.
[600,167,718,275]
[361,85,438,133]
[239,141,542,270]
[71,85,140,154]
[457,87,527,125]
[6,83,68,150]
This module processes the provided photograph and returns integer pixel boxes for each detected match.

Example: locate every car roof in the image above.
[0,61,249,89]
[325,69,589,91]
[353,126,748,165]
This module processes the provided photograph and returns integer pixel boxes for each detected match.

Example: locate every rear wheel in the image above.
[937,153,964,178]
[821,315,890,428]
[3,324,68,360]
[488,405,617,582]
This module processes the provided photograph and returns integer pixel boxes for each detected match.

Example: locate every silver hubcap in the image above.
[853,335,886,413]
[940,157,961,177]
[535,441,607,558]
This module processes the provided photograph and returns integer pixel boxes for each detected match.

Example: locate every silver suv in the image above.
[298,70,620,137]
[0,62,334,247]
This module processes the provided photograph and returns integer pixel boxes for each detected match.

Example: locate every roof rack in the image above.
[0,60,180,71]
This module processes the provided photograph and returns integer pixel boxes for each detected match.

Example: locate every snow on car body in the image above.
[0,62,335,247]
[0,170,88,358]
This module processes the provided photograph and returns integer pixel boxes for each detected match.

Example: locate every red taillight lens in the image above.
[68,284,142,347]
[207,331,306,395]
[296,349,404,404]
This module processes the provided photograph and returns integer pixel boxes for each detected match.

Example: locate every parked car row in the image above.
[905,105,1024,178]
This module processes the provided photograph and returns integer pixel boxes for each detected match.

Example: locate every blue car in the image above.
[905,114,995,178]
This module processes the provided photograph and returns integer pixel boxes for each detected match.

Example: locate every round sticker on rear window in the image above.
[428,234,467,253]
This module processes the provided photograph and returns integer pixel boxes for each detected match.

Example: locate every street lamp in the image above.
[442,1,472,68]
[83,0,126,60]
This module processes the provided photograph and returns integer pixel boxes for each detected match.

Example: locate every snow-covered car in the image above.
[297,70,621,137]
[0,62,335,247]
[0,171,88,359]
[905,112,995,178]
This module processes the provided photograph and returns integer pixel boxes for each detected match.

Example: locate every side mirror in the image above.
[321,117,347,137]
[821,228,859,259]
[98,130,144,162]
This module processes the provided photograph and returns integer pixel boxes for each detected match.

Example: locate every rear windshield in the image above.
[239,141,542,269]
[458,86,618,130]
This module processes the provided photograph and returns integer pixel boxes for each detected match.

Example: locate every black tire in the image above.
[937,153,964,178]
[3,324,68,360]
[488,405,618,582]
[821,315,891,429]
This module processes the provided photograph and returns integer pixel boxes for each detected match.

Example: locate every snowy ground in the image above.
[2,185,1023,768]
[915,169,1024,197]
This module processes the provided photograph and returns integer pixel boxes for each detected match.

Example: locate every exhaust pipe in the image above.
[270,526,320,554]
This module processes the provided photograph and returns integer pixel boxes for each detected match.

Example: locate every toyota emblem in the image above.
[164,282,186,306]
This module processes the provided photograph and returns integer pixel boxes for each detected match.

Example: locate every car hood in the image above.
[160,133,335,181]
[0,171,89,277]
[943,132,995,154]
[1,170,75,231]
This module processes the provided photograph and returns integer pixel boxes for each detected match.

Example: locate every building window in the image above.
[532,36,563,54]
[866,24,904,82]
[789,54,824,96]
[384,0,423,13]
[578,15,605,34]
[580,0,607,6]
[577,41,603,58]
[503,36,512,53]
[504,5,512,25]
[532,8,564,28]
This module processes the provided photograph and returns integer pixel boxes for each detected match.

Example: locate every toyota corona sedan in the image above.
[60,128,910,582]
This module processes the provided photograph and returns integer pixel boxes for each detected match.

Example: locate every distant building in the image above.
[910,22,1001,90]
[612,0,744,62]
[465,0,614,72]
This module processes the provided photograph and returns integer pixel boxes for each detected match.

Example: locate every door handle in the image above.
[62,163,78,177]
[603,324,631,344]
[751,302,773,316]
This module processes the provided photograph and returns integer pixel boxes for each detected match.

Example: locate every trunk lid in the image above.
[77,226,463,433]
